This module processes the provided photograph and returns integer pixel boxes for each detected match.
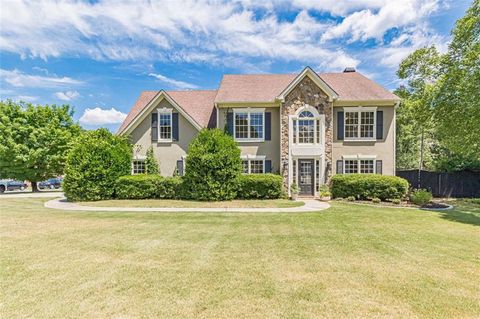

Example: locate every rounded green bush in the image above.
[237,174,285,199]
[410,189,432,206]
[183,129,242,201]
[331,174,409,201]
[372,197,381,203]
[63,129,132,201]
[392,198,401,205]
[347,196,356,201]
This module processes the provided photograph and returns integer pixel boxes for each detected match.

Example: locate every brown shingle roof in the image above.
[167,90,217,128]
[320,72,398,101]
[214,73,297,103]
[117,91,158,134]
[214,71,398,102]
[117,90,217,134]
[118,70,399,134]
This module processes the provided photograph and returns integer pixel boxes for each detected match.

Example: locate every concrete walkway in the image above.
[44,197,330,213]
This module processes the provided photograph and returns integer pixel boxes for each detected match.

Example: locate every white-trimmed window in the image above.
[241,156,265,174]
[292,107,322,145]
[344,107,376,140]
[343,156,376,174]
[158,108,172,141]
[132,160,146,174]
[234,108,265,141]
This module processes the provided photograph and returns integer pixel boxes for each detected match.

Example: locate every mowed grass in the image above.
[79,198,304,208]
[1,198,479,318]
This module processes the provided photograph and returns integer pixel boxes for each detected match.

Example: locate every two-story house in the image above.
[118,67,399,197]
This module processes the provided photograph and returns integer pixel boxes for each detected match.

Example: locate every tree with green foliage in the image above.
[145,146,160,174]
[434,1,480,160]
[0,100,81,191]
[396,47,440,170]
[396,1,480,171]
[63,128,132,201]
[183,129,242,201]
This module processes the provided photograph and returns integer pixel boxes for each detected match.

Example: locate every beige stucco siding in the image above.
[129,99,199,176]
[217,107,281,173]
[332,105,396,175]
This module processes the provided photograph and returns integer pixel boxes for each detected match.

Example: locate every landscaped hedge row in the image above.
[237,174,285,199]
[331,174,409,200]
[115,175,182,199]
[114,173,284,200]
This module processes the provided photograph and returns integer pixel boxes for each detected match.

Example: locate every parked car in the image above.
[0,179,27,193]
[38,177,63,190]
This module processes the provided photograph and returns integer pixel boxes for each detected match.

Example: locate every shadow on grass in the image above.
[437,201,480,226]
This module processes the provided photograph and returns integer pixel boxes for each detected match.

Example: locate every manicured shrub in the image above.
[237,174,284,199]
[64,129,132,201]
[347,196,356,201]
[115,175,161,199]
[115,175,182,199]
[183,129,242,201]
[372,197,381,203]
[392,198,401,205]
[319,185,331,198]
[156,176,182,199]
[145,146,160,174]
[331,174,409,201]
[410,189,432,206]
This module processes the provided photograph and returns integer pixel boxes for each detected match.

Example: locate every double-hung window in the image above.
[344,107,376,140]
[158,109,172,141]
[343,156,376,174]
[241,156,265,174]
[234,109,264,141]
[292,110,322,144]
[132,160,146,174]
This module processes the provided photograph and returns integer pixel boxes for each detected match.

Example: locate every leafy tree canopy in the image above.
[396,1,480,171]
[0,100,81,189]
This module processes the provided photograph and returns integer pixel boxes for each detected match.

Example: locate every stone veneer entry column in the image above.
[280,76,333,192]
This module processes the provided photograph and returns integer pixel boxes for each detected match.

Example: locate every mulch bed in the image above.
[335,199,453,210]
[421,202,452,210]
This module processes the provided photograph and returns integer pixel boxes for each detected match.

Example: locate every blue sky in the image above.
[0,0,471,131]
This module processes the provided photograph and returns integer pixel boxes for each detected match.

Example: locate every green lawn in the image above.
[79,198,304,208]
[1,198,479,318]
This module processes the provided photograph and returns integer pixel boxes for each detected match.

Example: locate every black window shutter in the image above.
[265,112,271,141]
[337,111,344,140]
[376,111,383,140]
[226,112,234,136]
[376,160,383,174]
[336,160,343,174]
[172,113,179,141]
[151,113,158,142]
[265,160,272,173]
[176,159,184,176]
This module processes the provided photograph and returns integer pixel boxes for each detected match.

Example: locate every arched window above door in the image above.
[292,106,322,145]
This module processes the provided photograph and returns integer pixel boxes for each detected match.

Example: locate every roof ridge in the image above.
[166,89,218,92]
[223,73,298,76]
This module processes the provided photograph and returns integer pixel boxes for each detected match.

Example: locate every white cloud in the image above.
[148,73,199,89]
[321,0,441,42]
[79,107,127,126]
[374,24,448,68]
[0,0,359,68]
[0,68,83,88]
[14,95,38,102]
[54,90,80,101]
[0,0,449,73]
